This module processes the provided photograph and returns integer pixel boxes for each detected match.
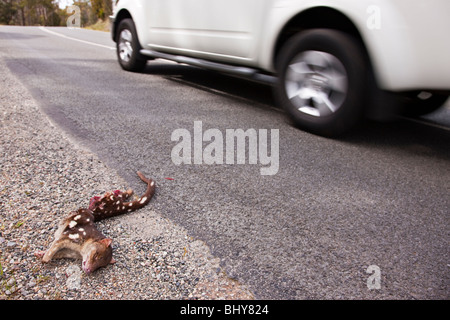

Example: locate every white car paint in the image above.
[113,0,450,92]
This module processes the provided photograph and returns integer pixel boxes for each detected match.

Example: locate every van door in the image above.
[148,0,269,62]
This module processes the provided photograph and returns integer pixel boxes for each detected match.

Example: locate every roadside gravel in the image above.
[0,55,254,300]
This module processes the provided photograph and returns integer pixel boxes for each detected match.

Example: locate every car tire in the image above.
[400,92,449,117]
[275,29,367,137]
[116,18,147,72]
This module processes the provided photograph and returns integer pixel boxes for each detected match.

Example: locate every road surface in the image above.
[1,26,449,299]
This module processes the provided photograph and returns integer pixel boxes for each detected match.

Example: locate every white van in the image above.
[110,0,450,136]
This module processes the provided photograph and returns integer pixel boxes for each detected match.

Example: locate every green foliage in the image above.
[90,0,112,21]
[0,0,64,26]
[0,0,18,25]
[0,0,112,27]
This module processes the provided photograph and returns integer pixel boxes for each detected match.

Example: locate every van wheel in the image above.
[116,18,147,72]
[275,29,367,137]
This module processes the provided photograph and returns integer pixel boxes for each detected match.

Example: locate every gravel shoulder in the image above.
[0,54,254,300]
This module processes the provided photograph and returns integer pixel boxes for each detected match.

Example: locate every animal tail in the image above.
[129,171,156,209]
[91,171,156,221]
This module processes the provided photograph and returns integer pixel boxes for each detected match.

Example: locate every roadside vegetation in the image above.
[0,0,111,31]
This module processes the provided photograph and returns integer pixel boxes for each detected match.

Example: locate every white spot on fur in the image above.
[69,221,77,228]
[68,233,79,240]
[151,181,154,187]
[127,209,132,212]
[110,195,114,200]
[78,228,84,232]
[128,203,133,207]
[83,232,86,236]
[139,197,147,204]
[86,218,90,222]
[115,201,120,205]
[74,215,81,221]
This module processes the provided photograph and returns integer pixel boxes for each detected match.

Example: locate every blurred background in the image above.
[0,0,112,30]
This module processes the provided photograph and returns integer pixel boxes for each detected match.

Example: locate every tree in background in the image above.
[72,0,96,27]
[0,0,64,26]
[0,0,112,26]
[0,0,17,25]
[91,0,111,21]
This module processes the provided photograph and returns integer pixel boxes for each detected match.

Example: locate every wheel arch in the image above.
[273,7,370,71]
[112,9,133,42]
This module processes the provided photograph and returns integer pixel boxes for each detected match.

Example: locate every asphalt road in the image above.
[1,26,449,299]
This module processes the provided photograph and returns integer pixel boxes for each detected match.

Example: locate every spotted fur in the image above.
[35,171,156,273]
[88,171,156,221]
[35,209,114,273]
